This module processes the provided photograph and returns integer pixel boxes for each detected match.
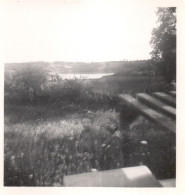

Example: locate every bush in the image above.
[5,65,48,103]
[39,79,93,105]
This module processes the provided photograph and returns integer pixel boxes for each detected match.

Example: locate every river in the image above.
[50,73,114,80]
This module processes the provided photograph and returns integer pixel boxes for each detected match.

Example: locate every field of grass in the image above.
[89,75,171,95]
[4,102,176,186]
[4,106,124,186]
[4,65,175,186]
[5,115,83,186]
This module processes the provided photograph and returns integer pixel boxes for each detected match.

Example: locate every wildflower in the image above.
[11,156,15,161]
[140,140,148,145]
[69,136,73,141]
[29,174,33,179]
[91,169,97,172]
[114,131,122,138]
[54,144,60,151]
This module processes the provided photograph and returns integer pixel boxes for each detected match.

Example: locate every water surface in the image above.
[50,73,114,80]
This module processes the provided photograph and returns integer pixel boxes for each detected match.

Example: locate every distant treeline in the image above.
[5,59,154,74]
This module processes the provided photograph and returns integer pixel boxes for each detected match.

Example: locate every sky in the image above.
[2,0,159,63]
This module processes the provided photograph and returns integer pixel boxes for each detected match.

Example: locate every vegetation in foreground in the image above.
[5,106,175,186]
[4,109,122,186]
[4,100,175,186]
[4,58,175,186]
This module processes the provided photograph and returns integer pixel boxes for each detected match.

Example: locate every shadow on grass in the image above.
[4,103,83,124]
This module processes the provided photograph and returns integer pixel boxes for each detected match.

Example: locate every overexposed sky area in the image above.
[2,0,159,63]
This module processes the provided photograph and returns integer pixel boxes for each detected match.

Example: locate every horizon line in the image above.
[5,58,152,64]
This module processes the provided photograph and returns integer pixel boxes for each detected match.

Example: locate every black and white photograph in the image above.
[1,0,184,191]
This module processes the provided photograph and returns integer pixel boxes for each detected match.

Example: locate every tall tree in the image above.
[150,7,176,82]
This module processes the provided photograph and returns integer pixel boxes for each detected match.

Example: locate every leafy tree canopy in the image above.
[150,7,176,82]
[11,65,49,101]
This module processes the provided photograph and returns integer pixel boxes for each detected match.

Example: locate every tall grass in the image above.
[5,105,176,186]
[4,109,124,186]
[4,119,83,186]
[4,67,175,186]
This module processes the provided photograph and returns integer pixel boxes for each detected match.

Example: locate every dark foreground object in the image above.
[119,89,176,181]
[119,91,176,133]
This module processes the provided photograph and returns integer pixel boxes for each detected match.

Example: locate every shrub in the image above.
[40,79,93,105]
[5,65,48,103]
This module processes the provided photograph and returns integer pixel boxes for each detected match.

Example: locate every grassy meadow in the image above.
[5,106,124,186]
[4,63,175,186]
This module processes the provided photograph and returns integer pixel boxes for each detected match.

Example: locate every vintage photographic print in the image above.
[2,0,182,190]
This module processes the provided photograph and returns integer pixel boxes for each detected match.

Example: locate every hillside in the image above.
[5,59,155,75]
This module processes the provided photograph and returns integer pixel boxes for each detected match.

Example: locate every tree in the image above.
[9,65,48,102]
[150,7,176,82]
